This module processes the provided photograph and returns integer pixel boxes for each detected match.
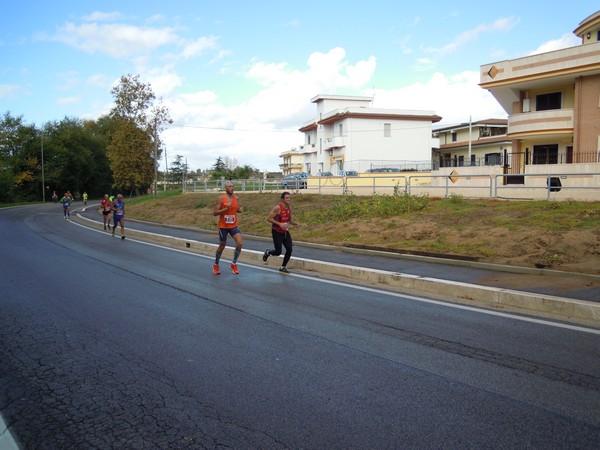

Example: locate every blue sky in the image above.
[1,2,596,171]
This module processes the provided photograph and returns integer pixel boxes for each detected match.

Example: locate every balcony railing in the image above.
[433,150,599,170]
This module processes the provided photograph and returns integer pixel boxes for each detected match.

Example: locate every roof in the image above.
[433,118,507,133]
[310,94,373,103]
[573,9,600,36]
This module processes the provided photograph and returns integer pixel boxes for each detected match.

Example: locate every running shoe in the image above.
[230,263,239,275]
[262,249,270,262]
[121,236,125,240]
[212,264,221,275]
[112,229,115,237]
[279,267,290,274]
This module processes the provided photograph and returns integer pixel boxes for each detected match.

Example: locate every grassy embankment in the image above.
[125,190,600,273]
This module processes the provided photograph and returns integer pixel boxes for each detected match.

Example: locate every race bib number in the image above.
[224,214,235,224]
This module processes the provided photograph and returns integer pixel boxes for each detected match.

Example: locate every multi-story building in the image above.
[278,148,304,175]
[295,94,441,175]
[432,119,511,169]
[479,9,600,180]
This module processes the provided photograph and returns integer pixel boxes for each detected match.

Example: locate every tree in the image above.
[106,118,153,195]
[109,74,171,195]
[232,165,258,179]
[169,154,188,185]
[210,156,230,180]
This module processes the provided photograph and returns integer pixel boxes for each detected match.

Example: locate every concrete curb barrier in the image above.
[74,213,600,329]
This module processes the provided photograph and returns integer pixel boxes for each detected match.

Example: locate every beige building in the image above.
[479,9,600,179]
[278,148,304,176]
[426,10,600,200]
[432,119,511,169]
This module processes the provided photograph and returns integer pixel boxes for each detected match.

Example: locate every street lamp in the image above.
[153,117,172,199]
[153,124,158,199]
[41,129,45,202]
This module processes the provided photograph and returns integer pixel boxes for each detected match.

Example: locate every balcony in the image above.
[279,163,303,170]
[323,136,346,150]
[508,109,574,139]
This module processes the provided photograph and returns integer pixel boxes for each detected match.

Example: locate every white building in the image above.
[295,94,441,175]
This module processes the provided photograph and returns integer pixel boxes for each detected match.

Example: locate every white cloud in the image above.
[425,16,519,56]
[371,71,506,125]
[81,11,123,22]
[147,72,183,96]
[281,20,300,28]
[181,36,219,59]
[52,22,179,58]
[161,48,377,171]
[160,48,501,172]
[86,73,113,88]
[57,96,81,105]
[0,84,26,98]
[527,33,580,55]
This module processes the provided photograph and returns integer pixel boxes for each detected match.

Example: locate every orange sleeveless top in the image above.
[217,194,239,229]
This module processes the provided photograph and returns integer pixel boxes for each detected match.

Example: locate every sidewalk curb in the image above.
[74,213,600,329]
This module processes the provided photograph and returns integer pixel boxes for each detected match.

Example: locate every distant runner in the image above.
[111,194,126,240]
[100,194,112,230]
[60,193,72,220]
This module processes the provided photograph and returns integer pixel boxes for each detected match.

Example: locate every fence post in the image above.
[445,176,449,197]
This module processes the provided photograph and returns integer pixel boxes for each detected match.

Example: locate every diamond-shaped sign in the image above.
[487,65,499,79]
[449,170,459,184]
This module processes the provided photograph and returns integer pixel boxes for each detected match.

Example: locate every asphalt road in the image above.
[1,203,600,449]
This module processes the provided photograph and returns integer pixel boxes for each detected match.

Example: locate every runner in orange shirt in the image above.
[212,181,243,275]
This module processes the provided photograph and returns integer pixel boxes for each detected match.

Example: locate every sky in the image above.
[1,2,597,172]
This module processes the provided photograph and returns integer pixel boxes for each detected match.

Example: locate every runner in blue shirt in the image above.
[111,194,126,240]
[60,193,72,220]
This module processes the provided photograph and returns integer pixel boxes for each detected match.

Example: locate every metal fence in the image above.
[183,172,600,201]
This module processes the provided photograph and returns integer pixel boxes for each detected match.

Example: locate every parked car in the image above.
[281,172,308,189]
[319,171,333,176]
[340,170,358,176]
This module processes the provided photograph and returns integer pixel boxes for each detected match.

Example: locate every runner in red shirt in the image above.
[263,191,299,274]
[100,194,112,231]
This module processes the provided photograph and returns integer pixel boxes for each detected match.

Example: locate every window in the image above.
[451,132,457,142]
[384,123,391,137]
[307,135,311,145]
[533,144,558,164]
[458,155,464,167]
[536,92,561,111]
[338,123,343,136]
[484,153,501,165]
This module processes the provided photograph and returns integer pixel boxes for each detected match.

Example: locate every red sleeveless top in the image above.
[272,202,291,233]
